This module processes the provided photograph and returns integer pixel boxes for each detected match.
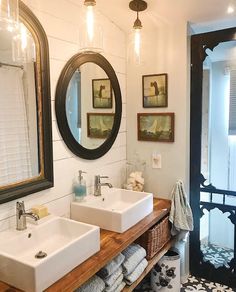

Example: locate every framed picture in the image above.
[87,113,114,139]
[137,113,174,142]
[142,74,168,108]
[92,78,112,108]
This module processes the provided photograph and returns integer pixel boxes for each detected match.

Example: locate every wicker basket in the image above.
[137,215,171,260]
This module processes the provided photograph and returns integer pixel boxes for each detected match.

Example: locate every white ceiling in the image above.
[97,0,236,33]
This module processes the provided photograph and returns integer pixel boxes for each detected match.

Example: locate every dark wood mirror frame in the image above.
[190,27,236,286]
[0,1,53,204]
[55,52,122,160]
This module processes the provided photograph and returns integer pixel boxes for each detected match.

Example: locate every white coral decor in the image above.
[126,171,144,191]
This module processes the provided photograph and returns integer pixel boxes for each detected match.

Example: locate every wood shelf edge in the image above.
[122,237,177,292]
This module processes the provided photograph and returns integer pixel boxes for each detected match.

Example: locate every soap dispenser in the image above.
[73,170,87,202]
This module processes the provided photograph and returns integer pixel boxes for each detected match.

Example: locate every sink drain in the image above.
[35,251,47,259]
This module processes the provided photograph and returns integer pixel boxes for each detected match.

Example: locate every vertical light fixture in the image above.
[129,0,147,65]
[0,0,19,31]
[79,0,103,52]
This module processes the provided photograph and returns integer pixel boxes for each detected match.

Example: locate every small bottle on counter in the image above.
[73,170,87,202]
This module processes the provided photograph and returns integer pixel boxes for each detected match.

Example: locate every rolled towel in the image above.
[105,273,123,292]
[124,258,148,285]
[103,266,123,287]
[97,253,125,278]
[115,281,126,292]
[122,243,146,275]
[76,275,105,292]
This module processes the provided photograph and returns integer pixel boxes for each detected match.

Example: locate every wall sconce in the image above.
[79,0,103,52]
[129,0,147,65]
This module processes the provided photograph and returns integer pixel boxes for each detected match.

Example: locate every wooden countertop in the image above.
[0,198,171,292]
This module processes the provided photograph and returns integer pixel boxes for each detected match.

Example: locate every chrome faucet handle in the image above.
[16,201,39,231]
[16,201,25,214]
[95,175,109,183]
[17,201,25,209]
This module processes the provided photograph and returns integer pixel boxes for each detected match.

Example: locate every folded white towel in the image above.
[122,243,146,275]
[76,275,105,292]
[103,266,123,287]
[105,273,123,292]
[115,281,126,292]
[97,253,125,278]
[124,258,148,285]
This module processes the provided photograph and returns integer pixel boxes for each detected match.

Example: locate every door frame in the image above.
[190,27,236,287]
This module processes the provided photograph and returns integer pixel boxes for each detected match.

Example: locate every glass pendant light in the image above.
[0,0,19,31]
[79,0,103,52]
[129,0,147,65]
[12,23,36,63]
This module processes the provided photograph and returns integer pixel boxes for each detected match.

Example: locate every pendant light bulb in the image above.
[134,27,141,57]
[129,0,147,65]
[79,0,103,52]
[86,5,94,42]
[0,0,18,25]
[84,0,96,42]
[133,12,142,60]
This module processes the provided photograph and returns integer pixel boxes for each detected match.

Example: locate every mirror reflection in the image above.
[0,23,39,187]
[66,62,115,149]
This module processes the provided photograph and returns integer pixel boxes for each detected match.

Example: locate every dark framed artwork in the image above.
[87,113,114,139]
[137,113,174,142]
[92,78,112,108]
[142,74,168,108]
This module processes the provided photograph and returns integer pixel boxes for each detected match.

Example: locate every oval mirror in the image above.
[0,1,53,203]
[55,52,122,159]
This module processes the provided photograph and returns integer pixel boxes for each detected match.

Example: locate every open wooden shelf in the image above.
[123,237,177,292]
[0,198,171,292]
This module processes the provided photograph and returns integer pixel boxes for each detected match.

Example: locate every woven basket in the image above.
[137,215,171,260]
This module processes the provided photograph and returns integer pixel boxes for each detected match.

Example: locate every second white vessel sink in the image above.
[0,216,100,292]
[71,188,153,233]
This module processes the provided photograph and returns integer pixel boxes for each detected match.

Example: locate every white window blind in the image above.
[229,69,236,135]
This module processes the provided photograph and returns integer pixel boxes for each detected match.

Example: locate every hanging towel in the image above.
[76,275,105,292]
[124,258,148,285]
[105,273,123,292]
[103,266,123,287]
[169,180,194,238]
[97,253,125,278]
[122,243,146,276]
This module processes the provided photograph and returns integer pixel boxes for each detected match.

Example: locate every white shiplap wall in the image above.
[0,0,127,231]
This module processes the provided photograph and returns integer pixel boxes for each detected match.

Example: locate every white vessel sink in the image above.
[71,188,153,233]
[0,216,100,292]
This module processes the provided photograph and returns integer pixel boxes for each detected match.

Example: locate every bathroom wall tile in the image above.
[120,117,127,133]
[117,73,126,103]
[103,53,126,75]
[48,37,78,61]
[53,141,73,161]
[51,101,56,121]
[31,10,79,43]
[52,120,62,141]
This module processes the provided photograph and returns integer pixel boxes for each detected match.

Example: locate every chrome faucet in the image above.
[16,201,39,231]
[94,175,113,196]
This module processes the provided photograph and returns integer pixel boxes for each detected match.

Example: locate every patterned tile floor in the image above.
[201,243,234,269]
[134,275,235,292]
[181,275,235,291]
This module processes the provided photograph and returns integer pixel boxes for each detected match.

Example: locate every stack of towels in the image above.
[77,243,147,291]
[122,243,148,285]
[97,253,126,292]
